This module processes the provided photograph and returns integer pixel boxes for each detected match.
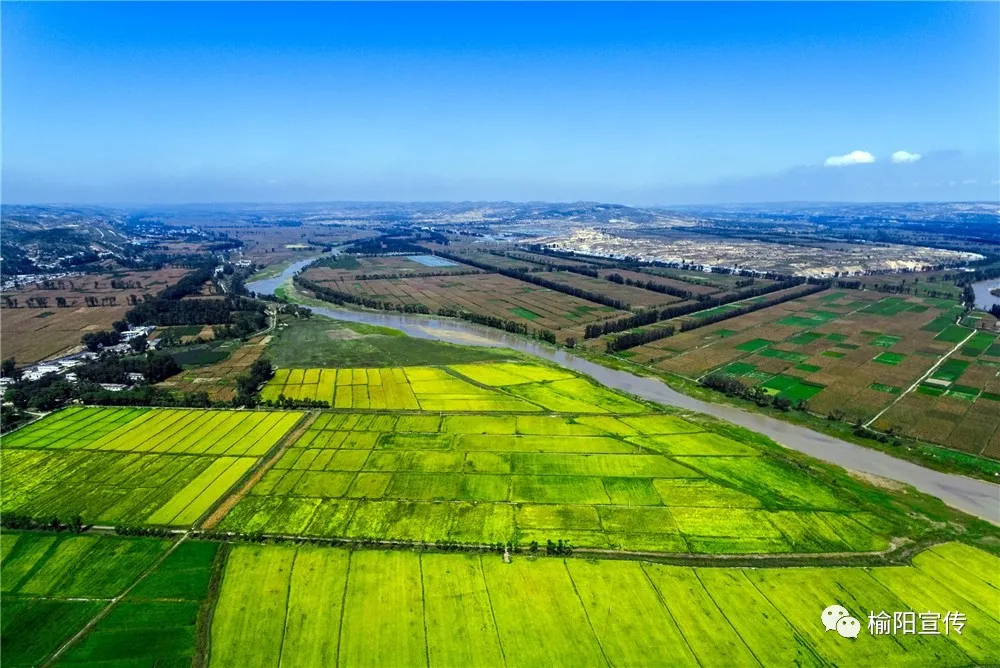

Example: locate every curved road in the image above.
[250,261,999,524]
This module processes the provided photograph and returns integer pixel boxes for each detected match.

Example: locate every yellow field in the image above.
[261,362,647,413]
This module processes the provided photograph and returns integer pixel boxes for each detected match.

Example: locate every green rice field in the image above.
[262,362,648,413]
[4,532,997,667]
[217,409,899,554]
[1,407,304,527]
[1,533,219,667]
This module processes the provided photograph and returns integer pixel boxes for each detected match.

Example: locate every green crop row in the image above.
[7,533,997,667]
[205,541,999,668]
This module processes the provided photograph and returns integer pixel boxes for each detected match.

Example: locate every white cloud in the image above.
[824,150,876,167]
[891,150,922,164]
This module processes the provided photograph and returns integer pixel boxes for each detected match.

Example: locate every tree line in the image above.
[433,250,631,310]
[295,275,431,314]
[235,358,275,406]
[605,272,694,300]
[604,282,824,352]
[586,277,808,339]
[124,295,266,327]
[436,307,557,343]
[490,250,602,277]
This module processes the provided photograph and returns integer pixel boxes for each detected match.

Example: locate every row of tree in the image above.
[585,278,808,339]
[433,250,631,310]
[605,272,694,300]
[235,358,275,406]
[295,275,431,313]
[2,513,88,533]
[605,325,675,352]
[436,307,557,343]
[604,282,824,352]
[678,283,826,332]
[124,295,266,327]
[490,250,601,277]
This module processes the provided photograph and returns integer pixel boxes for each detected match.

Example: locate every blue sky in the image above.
[2,2,998,204]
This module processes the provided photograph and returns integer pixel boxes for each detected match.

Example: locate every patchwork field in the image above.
[1,407,304,527]
[629,290,1000,457]
[156,332,270,401]
[5,533,998,667]
[218,403,901,554]
[262,362,648,413]
[1,267,192,364]
[299,250,796,344]
[0,360,937,551]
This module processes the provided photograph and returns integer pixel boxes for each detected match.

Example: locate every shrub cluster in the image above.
[3,513,89,533]
[295,275,430,313]
[699,372,802,412]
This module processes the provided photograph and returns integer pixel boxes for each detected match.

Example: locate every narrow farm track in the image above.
[692,298,880,383]
[184,531,924,569]
[250,263,1000,524]
[864,328,979,428]
[42,533,191,667]
[200,411,318,530]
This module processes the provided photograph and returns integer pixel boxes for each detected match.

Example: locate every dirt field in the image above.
[624,289,1000,457]
[543,271,682,308]
[1,267,191,364]
[302,269,627,336]
[156,334,270,401]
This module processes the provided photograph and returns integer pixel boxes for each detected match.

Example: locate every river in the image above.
[249,259,999,523]
[972,278,1000,312]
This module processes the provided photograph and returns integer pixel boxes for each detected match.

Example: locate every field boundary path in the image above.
[42,533,191,667]
[200,411,318,530]
[864,328,979,429]
[182,531,927,568]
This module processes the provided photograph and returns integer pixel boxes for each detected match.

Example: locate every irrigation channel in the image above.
[249,259,1000,524]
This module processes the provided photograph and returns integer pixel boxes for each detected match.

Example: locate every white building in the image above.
[120,326,155,341]
[98,383,127,392]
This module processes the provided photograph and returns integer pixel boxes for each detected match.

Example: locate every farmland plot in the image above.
[219,408,898,554]
[1,407,303,527]
[0,532,180,667]
[634,290,1000,455]
[301,270,626,334]
[56,540,220,666]
[265,365,542,411]
[200,541,999,668]
[263,362,647,413]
